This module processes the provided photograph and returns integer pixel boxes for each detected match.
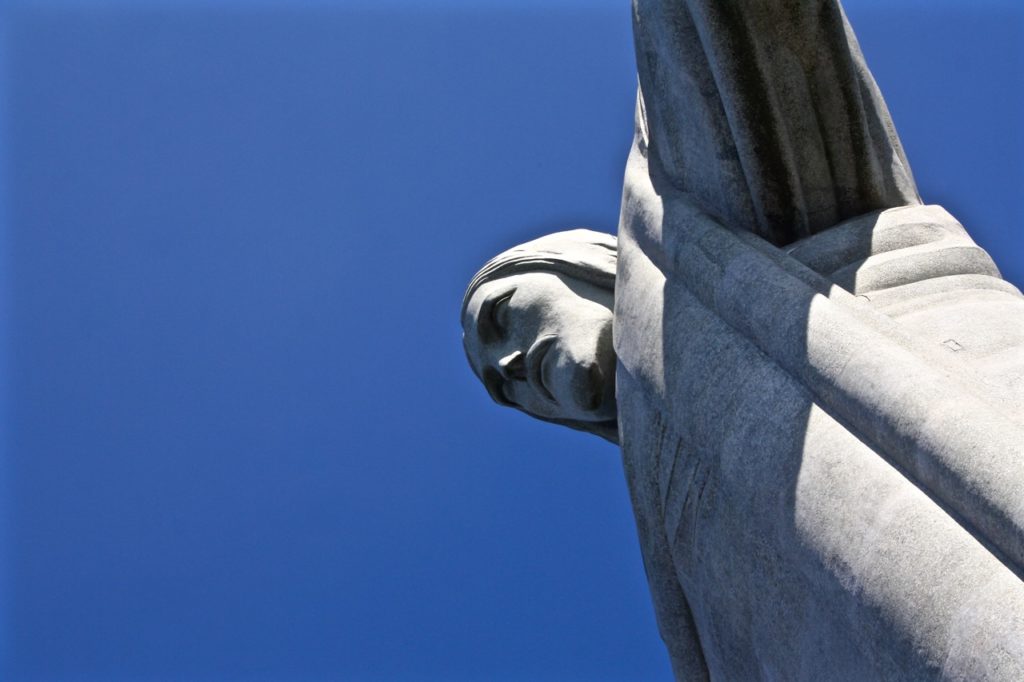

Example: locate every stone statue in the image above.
[461,1,1024,679]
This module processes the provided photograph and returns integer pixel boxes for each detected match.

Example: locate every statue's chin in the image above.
[588,325,618,420]
[573,358,616,421]
[579,361,605,412]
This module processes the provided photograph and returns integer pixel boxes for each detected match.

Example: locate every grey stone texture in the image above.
[617,0,1024,678]
[462,0,1024,679]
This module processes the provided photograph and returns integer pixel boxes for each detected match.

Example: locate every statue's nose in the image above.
[498,350,527,381]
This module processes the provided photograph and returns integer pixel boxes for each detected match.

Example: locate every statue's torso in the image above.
[616,3,1024,677]
[614,150,1024,679]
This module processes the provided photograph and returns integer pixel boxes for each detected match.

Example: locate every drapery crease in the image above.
[633,0,921,245]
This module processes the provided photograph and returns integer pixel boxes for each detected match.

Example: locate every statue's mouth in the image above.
[527,334,557,404]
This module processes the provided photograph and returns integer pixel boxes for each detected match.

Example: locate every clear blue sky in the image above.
[1,1,1021,680]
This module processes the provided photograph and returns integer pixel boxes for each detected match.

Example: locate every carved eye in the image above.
[491,292,513,338]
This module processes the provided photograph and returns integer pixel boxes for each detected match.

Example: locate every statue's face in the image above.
[462,271,616,423]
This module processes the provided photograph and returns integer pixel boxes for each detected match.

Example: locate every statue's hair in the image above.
[461,229,619,444]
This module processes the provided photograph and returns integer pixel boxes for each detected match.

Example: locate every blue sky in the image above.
[1,1,1021,680]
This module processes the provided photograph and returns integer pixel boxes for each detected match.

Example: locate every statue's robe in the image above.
[615,1,1024,679]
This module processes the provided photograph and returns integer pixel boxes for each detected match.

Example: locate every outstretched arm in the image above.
[632,0,920,246]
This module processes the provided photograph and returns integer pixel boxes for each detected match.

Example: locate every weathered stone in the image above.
[461,1,1024,678]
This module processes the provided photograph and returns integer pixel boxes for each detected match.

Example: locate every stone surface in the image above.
[462,1,1024,679]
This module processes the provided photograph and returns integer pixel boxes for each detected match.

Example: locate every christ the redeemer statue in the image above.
[461,1,1024,679]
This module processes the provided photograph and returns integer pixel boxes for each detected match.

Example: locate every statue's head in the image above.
[461,229,619,443]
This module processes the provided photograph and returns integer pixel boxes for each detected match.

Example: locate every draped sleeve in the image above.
[632,0,921,245]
